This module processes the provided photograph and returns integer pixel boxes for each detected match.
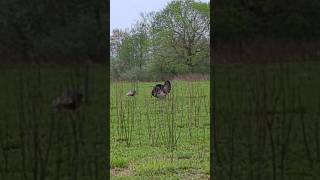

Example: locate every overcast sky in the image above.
[111,0,209,32]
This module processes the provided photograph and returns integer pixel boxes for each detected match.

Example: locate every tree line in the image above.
[214,0,320,41]
[110,0,210,81]
[0,0,107,65]
[214,0,320,64]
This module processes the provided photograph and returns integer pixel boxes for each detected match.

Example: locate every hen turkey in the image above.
[52,90,83,111]
[126,90,136,96]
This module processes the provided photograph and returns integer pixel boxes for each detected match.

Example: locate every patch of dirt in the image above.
[111,167,132,177]
[181,169,210,180]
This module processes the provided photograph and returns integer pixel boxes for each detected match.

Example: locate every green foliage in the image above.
[215,0,320,40]
[121,66,153,81]
[135,160,177,176]
[191,1,210,17]
[0,66,107,179]
[111,157,129,168]
[110,0,210,81]
[213,62,320,179]
[0,0,107,64]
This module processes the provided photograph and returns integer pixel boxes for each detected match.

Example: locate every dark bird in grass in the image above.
[126,90,136,96]
[151,80,171,99]
[52,90,83,111]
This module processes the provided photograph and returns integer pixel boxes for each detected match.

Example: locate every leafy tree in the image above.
[110,0,210,80]
[130,15,151,70]
[151,0,210,72]
[0,0,107,64]
[110,29,129,58]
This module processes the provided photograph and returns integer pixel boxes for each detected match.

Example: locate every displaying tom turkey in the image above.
[52,90,83,111]
[151,80,171,98]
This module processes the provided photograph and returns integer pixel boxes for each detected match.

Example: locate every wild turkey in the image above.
[151,80,171,98]
[126,90,136,96]
[52,90,83,111]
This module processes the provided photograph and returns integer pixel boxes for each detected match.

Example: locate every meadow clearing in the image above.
[110,80,210,179]
[213,62,320,180]
[0,65,107,180]
[1,61,319,179]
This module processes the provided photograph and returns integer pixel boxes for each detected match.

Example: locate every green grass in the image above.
[0,65,107,180]
[112,157,129,168]
[213,61,320,180]
[110,80,210,179]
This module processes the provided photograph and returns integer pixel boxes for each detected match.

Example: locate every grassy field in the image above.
[110,80,210,179]
[213,61,320,180]
[2,61,319,179]
[0,65,107,179]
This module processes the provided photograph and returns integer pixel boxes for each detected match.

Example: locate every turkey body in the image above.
[152,80,171,98]
[52,90,83,111]
[126,90,136,96]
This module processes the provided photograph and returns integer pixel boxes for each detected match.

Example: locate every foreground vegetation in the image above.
[0,65,107,179]
[110,80,210,179]
[213,61,320,180]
